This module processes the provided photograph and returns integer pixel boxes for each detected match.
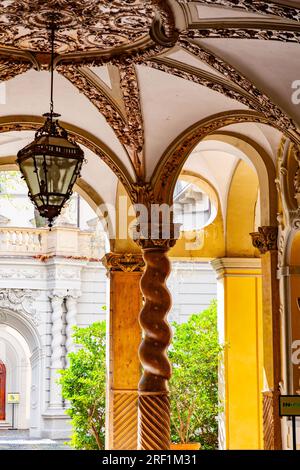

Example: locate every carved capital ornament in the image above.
[250,226,278,254]
[102,252,145,273]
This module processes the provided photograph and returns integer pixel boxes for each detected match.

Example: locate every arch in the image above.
[152,111,278,226]
[0,115,137,201]
[204,132,277,226]
[0,325,31,428]
[0,309,41,355]
[169,171,225,259]
[226,159,259,257]
[179,170,219,227]
[0,160,114,248]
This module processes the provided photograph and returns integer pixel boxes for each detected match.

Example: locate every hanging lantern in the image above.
[16,21,85,227]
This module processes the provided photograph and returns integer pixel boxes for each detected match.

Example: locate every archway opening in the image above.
[0,324,31,430]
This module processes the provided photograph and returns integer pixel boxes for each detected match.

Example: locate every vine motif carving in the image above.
[0,1,155,54]
[57,65,127,144]
[188,28,300,44]
[118,63,144,170]
[58,64,146,176]
[0,288,40,325]
[178,0,300,22]
[293,145,300,207]
[156,113,272,201]
[179,37,299,137]
[0,60,31,82]
[131,182,156,206]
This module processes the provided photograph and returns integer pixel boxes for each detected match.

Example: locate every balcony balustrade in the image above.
[0,226,105,259]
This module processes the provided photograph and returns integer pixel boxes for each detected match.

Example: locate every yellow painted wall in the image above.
[222,269,263,449]
[288,232,300,393]
[226,160,258,257]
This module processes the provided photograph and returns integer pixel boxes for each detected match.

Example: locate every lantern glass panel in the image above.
[20,156,40,196]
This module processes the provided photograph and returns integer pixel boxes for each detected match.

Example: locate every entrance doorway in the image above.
[0,361,6,420]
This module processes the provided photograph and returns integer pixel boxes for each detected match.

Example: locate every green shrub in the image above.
[59,321,106,449]
[60,301,221,450]
[169,300,221,449]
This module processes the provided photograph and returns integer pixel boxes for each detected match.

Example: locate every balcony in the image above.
[0,226,106,259]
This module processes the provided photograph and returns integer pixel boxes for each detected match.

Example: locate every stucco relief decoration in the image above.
[0,288,40,325]
[102,252,145,273]
[178,0,300,21]
[0,0,155,54]
[250,226,278,255]
[293,146,300,207]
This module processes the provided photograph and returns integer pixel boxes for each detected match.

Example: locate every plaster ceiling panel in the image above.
[217,122,282,162]
[0,131,33,156]
[137,64,249,179]
[194,5,271,20]
[90,66,112,89]
[195,38,300,126]
[0,0,154,55]
[2,70,134,179]
[72,144,119,236]
[164,47,224,77]
[80,145,119,207]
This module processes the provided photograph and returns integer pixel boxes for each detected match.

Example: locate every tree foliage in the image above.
[59,321,106,449]
[60,302,220,450]
[169,300,221,449]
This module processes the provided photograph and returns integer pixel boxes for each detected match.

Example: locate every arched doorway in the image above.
[0,310,42,435]
[0,361,6,420]
[0,325,31,429]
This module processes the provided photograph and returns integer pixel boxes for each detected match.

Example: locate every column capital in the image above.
[102,252,145,273]
[48,289,67,301]
[250,226,278,254]
[134,222,181,251]
[66,289,81,299]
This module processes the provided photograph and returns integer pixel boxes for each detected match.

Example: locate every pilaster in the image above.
[102,252,144,450]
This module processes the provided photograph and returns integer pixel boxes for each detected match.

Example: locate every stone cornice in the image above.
[211,257,261,279]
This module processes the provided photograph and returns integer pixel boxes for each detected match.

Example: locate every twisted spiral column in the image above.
[49,291,65,409]
[66,292,80,364]
[137,241,175,450]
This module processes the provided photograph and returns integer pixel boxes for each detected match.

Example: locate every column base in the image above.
[263,390,282,450]
[108,390,138,450]
[138,392,170,450]
[42,409,71,439]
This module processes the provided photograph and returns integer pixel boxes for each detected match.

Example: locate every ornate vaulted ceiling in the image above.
[0,0,299,207]
[0,0,154,54]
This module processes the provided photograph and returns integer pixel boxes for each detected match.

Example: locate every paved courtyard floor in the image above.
[0,430,72,450]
